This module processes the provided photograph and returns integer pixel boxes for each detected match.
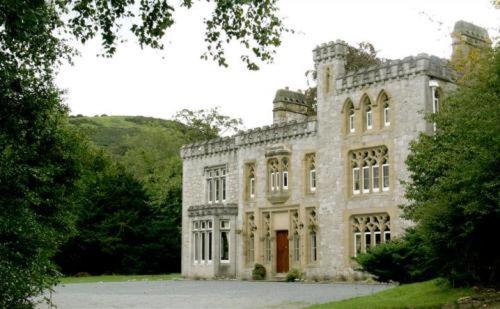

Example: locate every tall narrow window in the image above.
[307,153,317,193]
[247,165,255,199]
[372,163,379,192]
[432,88,440,132]
[364,231,372,252]
[194,230,199,262]
[215,170,220,202]
[293,233,300,262]
[354,232,361,257]
[220,220,230,262]
[310,169,316,191]
[366,106,373,130]
[384,102,390,126]
[362,165,370,193]
[282,158,289,190]
[207,172,213,203]
[265,236,272,263]
[248,233,255,264]
[310,231,317,262]
[374,230,382,245]
[353,166,360,195]
[362,96,372,131]
[382,162,390,191]
[221,169,226,201]
[384,229,391,242]
[349,109,355,133]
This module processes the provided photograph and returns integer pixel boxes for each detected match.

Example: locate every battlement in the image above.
[453,20,491,46]
[313,40,348,64]
[180,119,317,159]
[336,54,455,92]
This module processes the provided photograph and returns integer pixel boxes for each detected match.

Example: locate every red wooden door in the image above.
[276,231,289,273]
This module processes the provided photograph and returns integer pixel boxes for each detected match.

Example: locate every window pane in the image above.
[266,238,271,262]
[372,165,379,191]
[208,231,213,261]
[283,171,288,189]
[384,107,390,125]
[375,232,381,245]
[353,168,360,193]
[201,232,206,261]
[384,231,391,242]
[194,233,199,262]
[215,179,220,201]
[349,114,355,132]
[367,110,372,129]
[355,233,361,257]
[363,166,370,192]
[293,235,300,262]
[383,164,390,190]
[271,172,275,191]
[364,233,371,252]
[250,178,255,198]
[222,177,226,201]
[310,232,317,262]
[220,231,229,261]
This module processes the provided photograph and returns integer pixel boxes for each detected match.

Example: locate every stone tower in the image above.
[451,20,491,67]
[272,88,312,124]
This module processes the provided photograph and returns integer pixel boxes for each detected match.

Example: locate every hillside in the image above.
[69,115,187,156]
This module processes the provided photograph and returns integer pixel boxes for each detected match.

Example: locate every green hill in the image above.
[69,115,187,156]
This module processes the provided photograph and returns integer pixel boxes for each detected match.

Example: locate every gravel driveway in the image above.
[39,280,392,309]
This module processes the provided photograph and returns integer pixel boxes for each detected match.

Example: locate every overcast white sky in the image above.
[56,0,499,129]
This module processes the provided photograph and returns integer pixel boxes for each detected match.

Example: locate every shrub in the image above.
[286,268,303,282]
[252,263,266,280]
[355,228,436,283]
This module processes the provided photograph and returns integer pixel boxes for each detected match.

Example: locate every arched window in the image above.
[431,86,442,132]
[248,165,255,199]
[362,95,373,131]
[351,214,391,257]
[344,100,355,133]
[350,146,389,195]
[282,158,289,190]
[268,159,279,192]
[378,92,390,127]
[306,153,316,193]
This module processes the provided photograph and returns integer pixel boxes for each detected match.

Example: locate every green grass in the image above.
[309,279,472,309]
[60,273,181,284]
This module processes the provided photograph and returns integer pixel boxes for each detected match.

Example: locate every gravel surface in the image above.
[38,280,392,309]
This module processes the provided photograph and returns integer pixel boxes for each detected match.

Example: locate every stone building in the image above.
[180,21,489,279]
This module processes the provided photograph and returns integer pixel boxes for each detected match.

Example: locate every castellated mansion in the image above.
[180,21,490,279]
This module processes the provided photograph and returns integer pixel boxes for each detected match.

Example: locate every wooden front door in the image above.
[276,230,289,273]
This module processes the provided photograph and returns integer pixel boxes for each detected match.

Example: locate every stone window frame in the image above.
[429,82,443,132]
[349,146,390,197]
[245,212,257,266]
[244,162,256,201]
[343,99,356,134]
[205,165,227,204]
[267,156,291,194]
[306,207,319,265]
[290,210,301,264]
[377,91,391,128]
[351,213,391,257]
[361,94,373,132]
[262,212,272,264]
[192,219,213,265]
[219,219,230,263]
[305,153,317,194]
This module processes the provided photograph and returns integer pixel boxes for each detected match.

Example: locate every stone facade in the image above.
[180,21,487,279]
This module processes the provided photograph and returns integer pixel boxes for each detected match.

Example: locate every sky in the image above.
[56,0,499,130]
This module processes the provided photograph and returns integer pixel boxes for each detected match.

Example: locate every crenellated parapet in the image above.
[180,119,317,159]
[336,54,455,92]
[313,40,348,64]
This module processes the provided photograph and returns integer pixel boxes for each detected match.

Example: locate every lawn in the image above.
[60,273,181,284]
[309,279,473,309]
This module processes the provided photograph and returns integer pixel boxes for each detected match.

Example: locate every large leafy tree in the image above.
[0,61,87,307]
[0,0,290,71]
[402,47,500,286]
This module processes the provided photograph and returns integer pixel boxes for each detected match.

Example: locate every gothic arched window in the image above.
[378,91,390,127]
[344,100,355,134]
[362,95,373,131]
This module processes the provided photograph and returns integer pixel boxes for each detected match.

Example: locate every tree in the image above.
[0,62,87,307]
[174,107,243,141]
[0,0,291,72]
[402,46,500,286]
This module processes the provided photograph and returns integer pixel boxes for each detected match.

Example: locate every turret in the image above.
[313,40,348,100]
[451,21,491,68]
[272,88,313,124]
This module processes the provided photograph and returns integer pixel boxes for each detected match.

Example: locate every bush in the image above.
[286,268,303,282]
[252,263,266,280]
[355,229,436,283]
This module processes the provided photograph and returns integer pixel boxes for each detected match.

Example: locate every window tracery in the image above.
[351,214,391,257]
[350,146,389,195]
[307,208,318,263]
